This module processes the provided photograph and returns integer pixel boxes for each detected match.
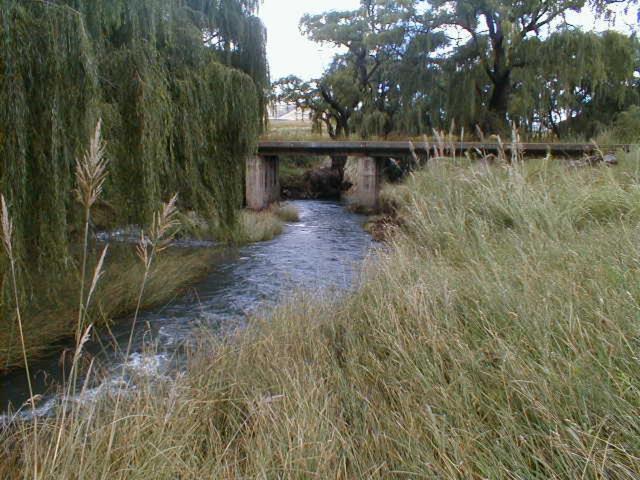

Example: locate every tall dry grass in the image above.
[3,151,640,478]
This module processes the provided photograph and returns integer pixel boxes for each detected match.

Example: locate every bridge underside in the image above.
[245,154,383,211]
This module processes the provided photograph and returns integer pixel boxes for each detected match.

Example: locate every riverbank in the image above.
[0,205,299,372]
[4,152,640,478]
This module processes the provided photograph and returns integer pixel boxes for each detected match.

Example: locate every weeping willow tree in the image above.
[290,0,639,138]
[0,0,267,274]
[511,30,639,138]
[0,2,97,271]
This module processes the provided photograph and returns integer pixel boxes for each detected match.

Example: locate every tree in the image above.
[0,0,267,271]
[424,0,588,131]
[298,0,421,138]
[512,29,639,138]
[285,0,639,138]
[273,73,359,138]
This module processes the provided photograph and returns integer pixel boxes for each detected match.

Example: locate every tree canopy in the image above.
[277,0,639,138]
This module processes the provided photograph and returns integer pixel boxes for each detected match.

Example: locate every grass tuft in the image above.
[234,203,300,244]
[274,203,301,222]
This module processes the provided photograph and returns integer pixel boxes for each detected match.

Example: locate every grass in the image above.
[0,205,300,371]
[279,155,325,181]
[236,203,301,244]
[3,151,640,478]
[273,203,301,223]
[0,242,220,373]
[262,120,324,140]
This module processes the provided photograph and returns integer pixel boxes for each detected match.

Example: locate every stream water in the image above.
[0,200,373,419]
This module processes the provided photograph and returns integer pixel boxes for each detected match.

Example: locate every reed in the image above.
[1,193,39,476]
[102,194,179,473]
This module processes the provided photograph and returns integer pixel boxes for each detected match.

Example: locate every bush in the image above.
[613,105,640,142]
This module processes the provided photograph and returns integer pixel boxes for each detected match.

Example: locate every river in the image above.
[0,200,373,418]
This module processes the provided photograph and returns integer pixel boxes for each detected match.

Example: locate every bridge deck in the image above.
[258,141,632,157]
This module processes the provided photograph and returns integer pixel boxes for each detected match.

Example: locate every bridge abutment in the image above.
[246,155,280,210]
[344,156,384,211]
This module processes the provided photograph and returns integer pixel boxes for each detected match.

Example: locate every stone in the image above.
[568,151,618,168]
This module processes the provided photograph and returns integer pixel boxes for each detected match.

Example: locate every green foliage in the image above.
[0,0,266,274]
[514,29,639,138]
[0,2,97,270]
[613,105,640,142]
[279,1,422,138]
[281,0,640,139]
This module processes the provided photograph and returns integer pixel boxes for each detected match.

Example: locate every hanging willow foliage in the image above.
[0,0,266,274]
[0,2,97,271]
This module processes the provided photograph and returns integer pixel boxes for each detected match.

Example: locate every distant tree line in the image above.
[274,0,640,140]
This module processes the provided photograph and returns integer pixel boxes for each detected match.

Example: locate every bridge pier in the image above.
[246,155,280,210]
[344,156,384,211]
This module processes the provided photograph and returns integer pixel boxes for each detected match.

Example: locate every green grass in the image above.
[262,120,324,140]
[279,155,325,179]
[273,203,301,223]
[231,203,301,244]
[3,152,640,478]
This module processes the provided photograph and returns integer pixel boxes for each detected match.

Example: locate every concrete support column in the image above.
[344,156,383,211]
[246,155,280,210]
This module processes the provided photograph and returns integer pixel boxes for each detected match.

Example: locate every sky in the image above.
[259,1,637,82]
[259,0,360,81]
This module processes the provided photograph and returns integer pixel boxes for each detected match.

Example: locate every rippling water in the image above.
[0,200,373,418]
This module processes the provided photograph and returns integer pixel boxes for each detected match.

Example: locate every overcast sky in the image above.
[259,0,360,80]
[259,1,637,82]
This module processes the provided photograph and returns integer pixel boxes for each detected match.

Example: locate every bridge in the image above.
[247,141,631,211]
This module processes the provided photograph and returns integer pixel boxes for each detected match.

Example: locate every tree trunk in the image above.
[486,71,510,133]
[335,115,350,139]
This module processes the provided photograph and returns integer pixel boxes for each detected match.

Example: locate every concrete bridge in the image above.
[246,140,630,211]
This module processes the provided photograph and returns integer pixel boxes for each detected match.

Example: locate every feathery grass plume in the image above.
[51,121,109,468]
[408,141,419,169]
[590,139,605,162]
[510,122,524,164]
[1,193,39,474]
[75,119,108,342]
[75,119,108,211]
[422,135,431,164]
[491,133,506,163]
[103,194,180,474]
[432,129,445,158]
[149,194,180,255]
[448,120,456,158]
[136,194,180,268]
[475,124,489,160]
